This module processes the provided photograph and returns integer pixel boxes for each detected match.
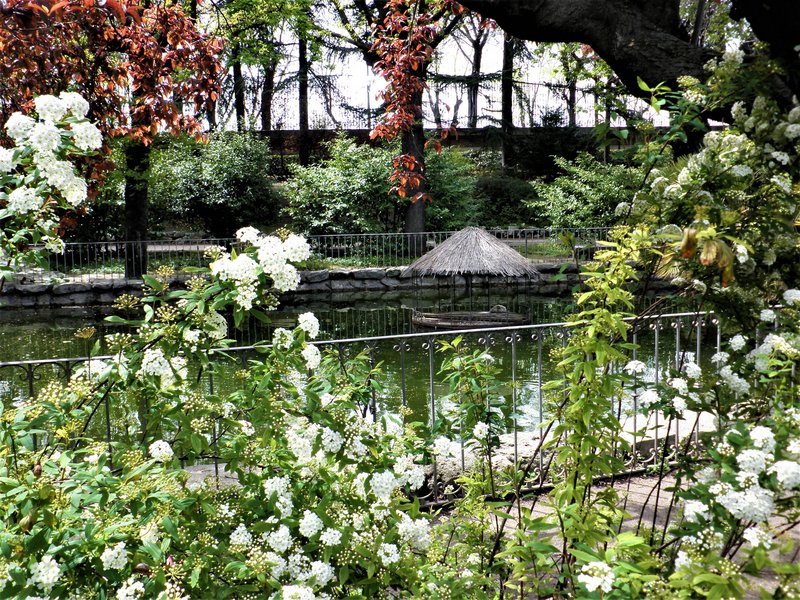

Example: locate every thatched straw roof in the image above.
[404,227,539,278]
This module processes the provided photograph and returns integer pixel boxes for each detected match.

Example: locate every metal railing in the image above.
[0,310,720,504]
[8,228,611,285]
[300,227,611,267]
[12,238,235,285]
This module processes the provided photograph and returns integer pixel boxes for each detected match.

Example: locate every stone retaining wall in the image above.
[0,263,672,308]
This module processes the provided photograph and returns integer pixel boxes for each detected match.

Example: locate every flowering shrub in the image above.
[0,216,447,598]
[0,93,102,283]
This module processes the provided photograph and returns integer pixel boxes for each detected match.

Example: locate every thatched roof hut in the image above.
[404,227,539,279]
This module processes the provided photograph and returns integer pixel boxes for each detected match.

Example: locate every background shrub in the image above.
[147,132,283,237]
[528,153,642,228]
[284,133,484,234]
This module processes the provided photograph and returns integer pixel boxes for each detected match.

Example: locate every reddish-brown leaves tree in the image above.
[370,0,461,203]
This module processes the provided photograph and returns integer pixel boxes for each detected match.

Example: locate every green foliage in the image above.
[147,132,283,237]
[529,153,642,228]
[473,174,541,227]
[284,134,483,234]
[283,135,397,234]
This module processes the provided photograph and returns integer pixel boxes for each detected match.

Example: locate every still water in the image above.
[0,290,707,429]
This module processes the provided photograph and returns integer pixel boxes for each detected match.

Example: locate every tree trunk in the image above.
[233,58,246,131]
[261,62,276,131]
[501,33,515,168]
[124,139,149,279]
[467,37,483,128]
[298,37,311,166]
[566,79,576,127]
[402,90,427,256]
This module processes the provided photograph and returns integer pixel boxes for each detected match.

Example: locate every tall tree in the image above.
[0,0,222,277]
[324,0,461,241]
[455,0,800,100]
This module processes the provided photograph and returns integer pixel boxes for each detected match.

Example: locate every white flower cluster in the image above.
[116,576,145,600]
[209,230,311,309]
[577,561,615,593]
[297,312,320,339]
[4,93,101,213]
[378,543,400,566]
[230,523,254,549]
[27,555,61,593]
[138,348,186,386]
[370,470,398,504]
[148,440,174,462]
[301,344,321,370]
[623,359,646,375]
[397,514,431,550]
[100,541,128,570]
[299,510,324,538]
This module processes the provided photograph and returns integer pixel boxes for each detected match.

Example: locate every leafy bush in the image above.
[283,135,398,234]
[147,132,283,237]
[529,153,642,227]
[473,175,540,227]
[284,133,483,234]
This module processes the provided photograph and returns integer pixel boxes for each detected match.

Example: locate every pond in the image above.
[0,289,709,434]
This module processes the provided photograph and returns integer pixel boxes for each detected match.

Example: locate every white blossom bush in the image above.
[0,227,464,599]
[0,93,102,283]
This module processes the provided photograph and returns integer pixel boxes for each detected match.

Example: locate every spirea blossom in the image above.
[683,362,702,379]
[283,233,311,262]
[235,226,261,244]
[309,561,334,587]
[5,112,35,142]
[301,344,321,370]
[6,186,41,213]
[783,289,800,306]
[370,470,398,504]
[378,543,400,566]
[70,120,103,151]
[711,351,730,365]
[623,360,646,375]
[742,526,773,548]
[397,515,431,550]
[272,327,293,349]
[770,461,800,489]
[297,312,319,339]
[669,378,689,395]
[279,585,315,600]
[299,510,324,538]
[577,561,615,593]
[0,147,17,172]
[33,94,67,122]
[736,448,770,474]
[116,576,145,600]
[749,426,776,453]
[473,422,489,440]
[267,525,292,554]
[59,91,90,117]
[319,528,342,547]
[100,541,128,570]
[230,524,253,548]
[29,120,62,154]
[273,263,300,292]
[730,334,748,351]
[27,555,61,593]
[148,440,174,462]
[716,484,774,522]
[638,389,659,409]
